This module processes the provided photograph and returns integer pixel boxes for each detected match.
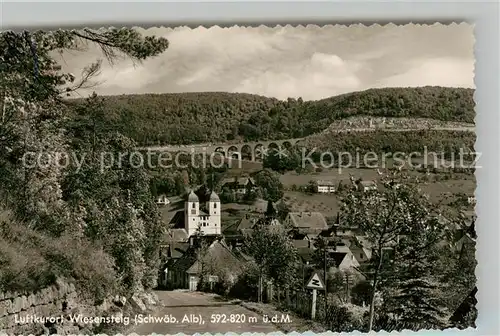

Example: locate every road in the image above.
[127,290,280,334]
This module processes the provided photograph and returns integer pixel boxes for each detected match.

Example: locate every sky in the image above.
[58,23,475,101]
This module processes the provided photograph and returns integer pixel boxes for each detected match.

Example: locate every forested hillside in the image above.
[0,29,169,306]
[68,86,475,146]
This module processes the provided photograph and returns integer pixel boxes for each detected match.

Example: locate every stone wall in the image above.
[0,279,158,335]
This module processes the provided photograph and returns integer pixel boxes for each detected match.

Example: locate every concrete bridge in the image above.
[139,126,476,162]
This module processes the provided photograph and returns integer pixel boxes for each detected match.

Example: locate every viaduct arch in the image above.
[145,138,304,162]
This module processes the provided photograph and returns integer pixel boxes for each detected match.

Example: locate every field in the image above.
[279,167,475,216]
[282,191,341,217]
[158,159,476,231]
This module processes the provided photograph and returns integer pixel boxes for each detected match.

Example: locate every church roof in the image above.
[209,191,220,202]
[187,190,199,202]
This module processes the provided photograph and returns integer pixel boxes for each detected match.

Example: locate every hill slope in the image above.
[69,86,475,146]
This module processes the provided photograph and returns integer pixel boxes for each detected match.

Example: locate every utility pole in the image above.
[302,263,305,291]
[324,244,328,318]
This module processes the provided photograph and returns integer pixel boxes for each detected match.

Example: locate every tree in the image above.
[220,187,235,204]
[63,94,164,292]
[307,180,318,193]
[0,28,169,297]
[242,187,258,203]
[340,174,449,331]
[264,200,276,219]
[351,280,372,306]
[1,28,168,230]
[311,236,336,271]
[252,169,284,202]
[276,200,290,222]
[242,221,299,302]
[262,147,302,173]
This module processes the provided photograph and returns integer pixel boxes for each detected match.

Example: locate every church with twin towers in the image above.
[184,190,221,237]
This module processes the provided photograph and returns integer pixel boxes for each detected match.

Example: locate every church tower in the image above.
[185,190,200,236]
[208,191,221,235]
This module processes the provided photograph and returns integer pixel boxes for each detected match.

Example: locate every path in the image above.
[127,290,280,334]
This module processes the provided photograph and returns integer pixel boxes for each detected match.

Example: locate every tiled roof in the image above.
[222,177,255,187]
[297,247,314,262]
[163,258,177,270]
[170,247,198,273]
[237,216,257,231]
[289,229,308,240]
[319,226,335,237]
[333,245,352,254]
[240,228,254,236]
[169,229,189,242]
[287,212,328,231]
[170,242,190,258]
[306,233,318,240]
[187,240,247,275]
[292,240,310,249]
[330,252,348,267]
[354,236,372,249]
[169,210,185,229]
[223,216,258,236]
[359,180,377,187]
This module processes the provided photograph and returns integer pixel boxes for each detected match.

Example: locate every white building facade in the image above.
[184,191,221,237]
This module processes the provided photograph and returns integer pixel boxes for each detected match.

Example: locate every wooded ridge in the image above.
[67,86,475,146]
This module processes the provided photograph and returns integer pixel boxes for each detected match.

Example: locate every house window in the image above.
[214,203,217,208]
[192,203,195,209]
[191,209,196,215]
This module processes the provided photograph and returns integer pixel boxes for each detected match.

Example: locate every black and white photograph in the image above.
[0,23,477,335]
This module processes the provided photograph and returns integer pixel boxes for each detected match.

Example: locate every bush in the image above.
[351,280,372,306]
[227,264,260,301]
[324,304,366,332]
[0,218,118,302]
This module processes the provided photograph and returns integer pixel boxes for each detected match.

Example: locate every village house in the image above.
[223,214,257,248]
[347,236,373,264]
[357,180,378,192]
[221,176,256,194]
[167,237,247,291]
[349,175,377,192]
[329,245,361,270]
[294,241,360,272]
[156,194,170,206]
[313,180,336,193]
[159,240,190,288]
[284,212,329,235]
[157,227,191,288]
[467,196,476,205]
[335,225,365,238]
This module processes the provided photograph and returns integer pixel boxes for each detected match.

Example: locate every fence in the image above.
[265,285,366,332]
[266,286,329,321]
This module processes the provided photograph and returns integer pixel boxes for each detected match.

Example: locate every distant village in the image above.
[155,174,477,295]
